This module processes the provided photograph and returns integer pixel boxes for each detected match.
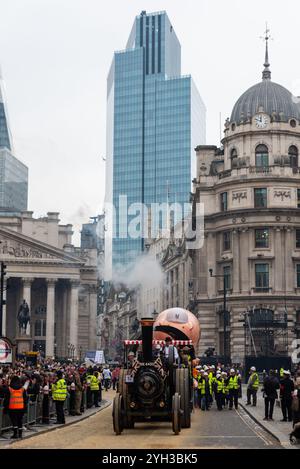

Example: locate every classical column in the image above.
[62,286,69,357]
[21,278,34,336]
[232,229,240,293]
[284,227,294,293]
[46,279,56,358]
[274,227,283,293]
[240,228,249,294]
[207,232,216,298]
[69,280,80,358]
[89,284,98,350]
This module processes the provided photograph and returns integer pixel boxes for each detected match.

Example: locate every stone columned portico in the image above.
[0,211,98,359]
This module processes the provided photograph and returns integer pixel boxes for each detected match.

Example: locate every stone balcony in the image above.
[217,164,299,180]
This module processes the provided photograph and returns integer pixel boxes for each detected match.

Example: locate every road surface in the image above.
[9,390,281,449]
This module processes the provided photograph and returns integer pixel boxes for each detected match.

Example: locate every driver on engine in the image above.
[163,337,179,364]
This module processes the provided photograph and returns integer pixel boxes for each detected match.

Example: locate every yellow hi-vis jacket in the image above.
[250,372,259,390]
[90,375,99,391]
[52,379,67,401]
[215,378,224,393]
[228,375,239,390]
[198,377,212,395]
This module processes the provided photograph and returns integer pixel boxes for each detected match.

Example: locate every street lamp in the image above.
[209,268,230,361]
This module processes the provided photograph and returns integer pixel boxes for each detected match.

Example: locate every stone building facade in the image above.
[190,46,300,361]
[1,211,97,359]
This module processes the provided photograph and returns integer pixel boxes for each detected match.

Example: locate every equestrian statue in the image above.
[17,299,30,334]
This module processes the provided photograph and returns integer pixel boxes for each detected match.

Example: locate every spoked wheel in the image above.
[113,392,124,435]
[176,368,191,428]
[172,392,181,435]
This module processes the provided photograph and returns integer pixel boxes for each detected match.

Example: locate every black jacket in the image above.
[262,375,279,399]
[280,378,294,398]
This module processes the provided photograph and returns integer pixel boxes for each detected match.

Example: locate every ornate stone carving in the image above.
[0,239,55,259]
[274,190,291,201]
[232,191,247,202]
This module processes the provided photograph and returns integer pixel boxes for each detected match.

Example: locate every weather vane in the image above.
[260,22,273,44]
[260,22,273,80]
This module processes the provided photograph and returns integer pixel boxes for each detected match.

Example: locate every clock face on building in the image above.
[254,114,268,129]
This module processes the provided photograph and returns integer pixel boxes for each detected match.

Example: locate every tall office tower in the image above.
[0,75,28,212]
[105,10,206,276]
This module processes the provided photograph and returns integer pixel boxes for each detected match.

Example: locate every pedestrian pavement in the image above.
[0,398,111,447]
[239,385,297,449]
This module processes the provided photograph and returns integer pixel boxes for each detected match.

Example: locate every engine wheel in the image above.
[112,393,124,435]
[119,369,134,428]
[176,368,191,428]
[172,392,181,435]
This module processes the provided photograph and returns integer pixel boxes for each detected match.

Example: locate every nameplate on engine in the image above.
[125,375,134,383]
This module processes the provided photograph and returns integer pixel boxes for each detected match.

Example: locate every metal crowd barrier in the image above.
[0,390,89,436]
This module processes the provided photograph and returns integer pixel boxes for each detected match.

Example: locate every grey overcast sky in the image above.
[1,0,300,243]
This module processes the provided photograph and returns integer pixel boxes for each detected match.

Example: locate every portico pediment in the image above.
[0,227,83,266]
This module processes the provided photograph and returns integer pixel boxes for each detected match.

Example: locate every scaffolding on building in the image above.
[243,307,288,357]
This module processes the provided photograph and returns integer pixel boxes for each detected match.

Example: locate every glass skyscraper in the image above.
[0,77,28,212]
[105,10,206,276]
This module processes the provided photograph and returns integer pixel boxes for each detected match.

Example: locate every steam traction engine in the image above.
[112,318,192,435]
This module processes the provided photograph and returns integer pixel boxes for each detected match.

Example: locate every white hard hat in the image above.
[203,365,208,370]
[250,366,256,371]
[230,369,235,373]
[211,365,215,369]
[216,373,221,378]
[204,372,208,377]
[283,370,291,375]
[221,372,227,376]
[195,366,201,370]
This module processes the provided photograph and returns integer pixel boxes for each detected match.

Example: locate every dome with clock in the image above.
[230,34,300,125]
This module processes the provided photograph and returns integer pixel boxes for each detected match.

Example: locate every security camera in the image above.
[209,268,213,277]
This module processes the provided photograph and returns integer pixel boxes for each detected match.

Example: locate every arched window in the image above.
[230,148,238,168]
[288,145,298,168]
[255,144,269,167]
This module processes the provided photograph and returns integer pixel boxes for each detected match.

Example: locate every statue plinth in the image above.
[15,334,32,354]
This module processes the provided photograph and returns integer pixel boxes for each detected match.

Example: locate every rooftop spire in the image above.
[261,23,271,80]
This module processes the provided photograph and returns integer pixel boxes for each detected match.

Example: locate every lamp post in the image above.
[209,268,229,362]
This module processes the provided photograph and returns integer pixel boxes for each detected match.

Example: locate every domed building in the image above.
[191,35,300,365]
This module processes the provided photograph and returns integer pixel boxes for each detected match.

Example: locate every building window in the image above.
[34,319,46,337]
[255,264,269,291]
[296,230,300,248]
[223,231,231,251]
[220,192,228,211]
[297,265,300,288]
[288,145,298,168]
[298,189,300,208]
[34,320,42,336]
[255,228,269,248]
[255,144,269,167]
[223,266,231,290]
[254,188,267,208]
[230,148,238,168]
